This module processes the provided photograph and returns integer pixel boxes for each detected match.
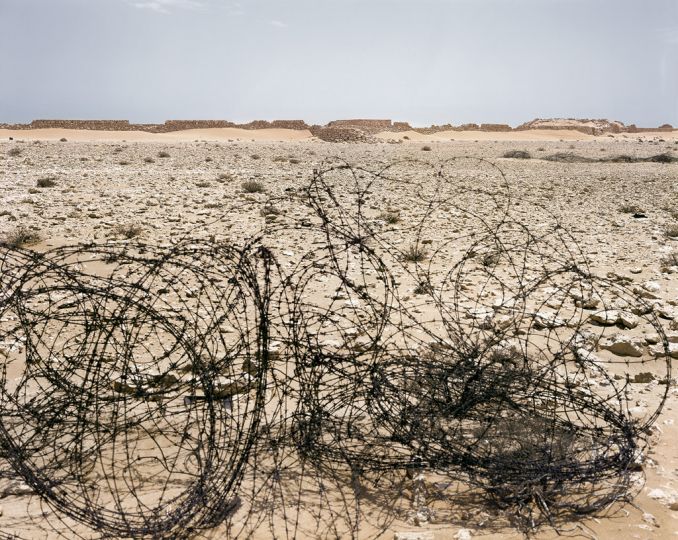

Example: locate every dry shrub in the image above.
[1,225,42,247]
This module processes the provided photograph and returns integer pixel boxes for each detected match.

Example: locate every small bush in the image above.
[666,224,678,239]
[119,160,131,165]
[413,282,433,295]
[36,177,57,188]
[59,137,67,142]
[195,181,211,188]
[7,147,22,157]
[503,150,531,159]
[217,172,234,182]
[157,151,170,158]
[143,157,155,164]
[660,251,678,267]
[242,181,265,193]
[260,204,281,217]
[2,226,42,247]
[378,211,401,224]
[618,203,644,214]
[421,145,432,151]
[543,152,594,163]
[608,155,636,163]
[112,223,144,239]
[648,153,675,163]
[289,158,301,164]
[402,244,428,263]
[250,154,261,160]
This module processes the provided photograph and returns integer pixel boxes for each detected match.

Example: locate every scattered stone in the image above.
[533,311,566,329]
[650,343,678,359]
[600,334,645,357]
[394,532,434,540]
[634,281,662,300]
[642,511,659,527]
[648,488,668,500]
[619,311,639,329]
[590,309,619,326]
[575,347,602,365]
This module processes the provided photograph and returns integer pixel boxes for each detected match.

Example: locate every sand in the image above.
[0,127,314,142]
[3,127,677,144]
[0,135,677,539]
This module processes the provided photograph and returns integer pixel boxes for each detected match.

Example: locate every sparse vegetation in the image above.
[143,157,155,164]
[195,181,211,188]
[618,204,644,214]
[503,150,531,159]
[666,224,678,239]
[647,152,675,163]
[112,223,144,239]
[413,282,433,295]
[217,172,234,182]
[660,251,678,267]
[241,181,265,193]
[608,155,636,163]
[260,204,281,217]
[543,152,594,163]
[158,151,170,158]
[1,225,43,247]
[378,211,401,224]
[250,154,261,160]
[7,147,22,157]
[402,244,428,263]
[36,177,57,188]
[59,137,68,142]
[421,145,432,151]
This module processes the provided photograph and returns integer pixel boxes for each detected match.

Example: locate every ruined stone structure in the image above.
[1,118,675,140]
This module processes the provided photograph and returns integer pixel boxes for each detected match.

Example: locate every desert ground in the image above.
[0,128,677,539]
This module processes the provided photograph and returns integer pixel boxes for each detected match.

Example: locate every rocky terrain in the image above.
[0,133,677,539]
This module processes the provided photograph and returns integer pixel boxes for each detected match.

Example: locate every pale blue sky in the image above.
[1,0,676,126]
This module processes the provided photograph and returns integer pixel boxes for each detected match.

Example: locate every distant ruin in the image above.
[0,118,675,141]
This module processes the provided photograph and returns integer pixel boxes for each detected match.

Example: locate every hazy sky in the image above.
[1,0,677,126]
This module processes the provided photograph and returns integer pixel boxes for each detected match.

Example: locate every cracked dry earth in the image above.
[0,134,677,540]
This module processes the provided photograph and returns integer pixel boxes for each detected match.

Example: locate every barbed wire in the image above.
[0,158,671,538]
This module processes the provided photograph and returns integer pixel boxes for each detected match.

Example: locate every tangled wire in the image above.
[0,158,672,539]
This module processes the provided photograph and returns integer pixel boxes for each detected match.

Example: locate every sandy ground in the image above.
[0,133,677,539]
[2,127,677,144]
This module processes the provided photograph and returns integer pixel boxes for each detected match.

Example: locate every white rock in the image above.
[533,311,566,329]
[642,511,659,527]
[648,488,669,500]
[600,334,644,357]
[619,311,639,329]
[634,281,662,300]
[575,348,602,365]
[590,310,619,326]
[394,532,433,540]
[467,307,494,320]
[651,343,678,359]
[455,529,473,540]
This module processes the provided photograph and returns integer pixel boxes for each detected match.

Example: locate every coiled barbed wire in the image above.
[0,158,672,539]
